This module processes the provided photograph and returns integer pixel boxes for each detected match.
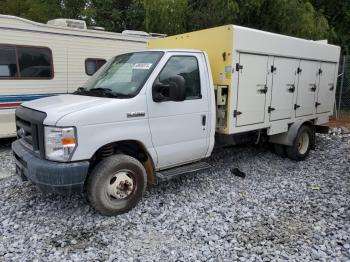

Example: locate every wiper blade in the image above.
[73,87,88,95]
[73,87,133,98]
[90,87,112,92]
[88,87,133,98]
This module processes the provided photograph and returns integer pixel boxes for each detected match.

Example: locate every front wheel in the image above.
[86,154,147,216]
[286,125,313,161]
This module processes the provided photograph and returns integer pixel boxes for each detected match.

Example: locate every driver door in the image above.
[146,52,210,169]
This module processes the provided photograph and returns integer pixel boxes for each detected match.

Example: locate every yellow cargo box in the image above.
[148,25,234,133]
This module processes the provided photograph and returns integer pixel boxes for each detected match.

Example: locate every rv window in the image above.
[17,47,53,78]
[0,46,18,78]
[85,59,107,76]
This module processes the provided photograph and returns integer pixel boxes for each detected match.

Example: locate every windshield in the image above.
[76,51,163,98]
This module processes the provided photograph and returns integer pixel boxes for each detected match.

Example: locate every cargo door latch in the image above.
[268,106,275,113]
[233,110,242,117]
[236,63,243,72]
[294,104,301,110]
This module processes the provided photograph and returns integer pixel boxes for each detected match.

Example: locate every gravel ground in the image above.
[0,138,15,180]
[0,134,349,261]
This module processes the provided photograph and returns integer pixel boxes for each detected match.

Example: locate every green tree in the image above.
[59,0,89,20]
[0,0,61,22]
[310,0,350,53]
[0,0,346,53]
[143,0,187,35]
[255,0,330,40]
[186,0,331,41]
[88,0,139,32]
[186,0,239,31]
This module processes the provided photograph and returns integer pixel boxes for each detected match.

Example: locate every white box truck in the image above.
[12,25,340,215]
[0,15,156,138]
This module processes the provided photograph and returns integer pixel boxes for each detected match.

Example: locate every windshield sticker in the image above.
[133,63,153,70]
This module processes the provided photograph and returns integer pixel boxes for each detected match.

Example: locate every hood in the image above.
[22,94,112,125]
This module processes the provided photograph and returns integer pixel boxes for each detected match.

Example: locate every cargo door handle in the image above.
[287,84,295,93]
[233,110,242,117]
[202,115,206,126]
[309,84,317,92]
[329,84,335,91]
[257,85,268,94]
[268,106,275,113]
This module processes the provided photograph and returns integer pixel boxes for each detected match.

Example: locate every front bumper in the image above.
[12,140,90,195]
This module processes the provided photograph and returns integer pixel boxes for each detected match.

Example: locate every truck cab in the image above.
[12,50,216,215]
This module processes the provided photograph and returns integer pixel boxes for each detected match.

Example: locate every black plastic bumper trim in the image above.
[12,140,90,195]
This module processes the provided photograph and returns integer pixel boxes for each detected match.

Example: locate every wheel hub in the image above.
[107,171,134,199]
[297,132,310,155]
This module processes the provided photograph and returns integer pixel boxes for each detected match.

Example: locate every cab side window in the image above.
[159,56,201,100]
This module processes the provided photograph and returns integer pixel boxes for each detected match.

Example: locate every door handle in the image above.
[329,83,335,91]
[309,84,317,92]
[202,115,206,126]
[257,84,268,94]
[287,84,295,93]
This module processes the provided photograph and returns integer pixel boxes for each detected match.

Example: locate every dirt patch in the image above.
[328,116,350,130]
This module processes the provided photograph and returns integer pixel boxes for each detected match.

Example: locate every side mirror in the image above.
[152,75,186,102]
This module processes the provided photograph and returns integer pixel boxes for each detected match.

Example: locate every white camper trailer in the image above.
[0,15,153,138]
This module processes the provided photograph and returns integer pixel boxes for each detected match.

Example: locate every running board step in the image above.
[155,161,211,182]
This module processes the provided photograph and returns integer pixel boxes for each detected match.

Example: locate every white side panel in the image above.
[146,52,210,169]
[228,25,340,135]
[270,57,298,121]
[316,63,337,114]
[236,53,269,126]
[295,60,319,117]
[0,109,15,138]
[55,94,157,164]
[233,25,340,63]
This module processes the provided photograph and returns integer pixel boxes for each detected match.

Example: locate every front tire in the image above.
[86,154,147,216]
[286,125,312,161]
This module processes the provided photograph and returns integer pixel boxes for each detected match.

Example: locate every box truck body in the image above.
[11,25,340,215]
[148,25,340,136]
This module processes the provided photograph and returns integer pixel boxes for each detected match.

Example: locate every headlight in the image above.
[44,126,77,162]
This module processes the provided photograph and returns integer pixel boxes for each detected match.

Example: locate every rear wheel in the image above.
[286,125,312,161]
[86,154,147,216]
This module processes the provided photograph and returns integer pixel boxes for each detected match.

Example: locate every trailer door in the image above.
[295,60,319,117]
[236,53,269,126]
[270,57,299,121]
[316,62,337,114]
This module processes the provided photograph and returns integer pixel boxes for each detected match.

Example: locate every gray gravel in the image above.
[0,138,15,180]
[0,134,349,261]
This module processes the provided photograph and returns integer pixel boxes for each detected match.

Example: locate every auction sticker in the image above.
[133,63,153,69]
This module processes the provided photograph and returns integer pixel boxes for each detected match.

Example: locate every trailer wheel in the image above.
[86,154,147,216]
[286,125,312,161]
[273,144,286,158]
